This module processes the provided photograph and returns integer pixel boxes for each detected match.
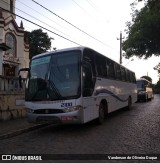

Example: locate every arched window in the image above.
[5,32,16,57]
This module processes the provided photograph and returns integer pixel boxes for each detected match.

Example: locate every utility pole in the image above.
[117,31,124,64]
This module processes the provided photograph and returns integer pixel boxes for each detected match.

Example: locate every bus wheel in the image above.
[97,103,105,125]
[127,97,132,110]
[145,95,148,102]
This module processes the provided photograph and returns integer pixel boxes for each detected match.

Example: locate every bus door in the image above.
[82,62,97,123]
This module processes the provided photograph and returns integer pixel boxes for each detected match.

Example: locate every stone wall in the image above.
[0,92,26,121]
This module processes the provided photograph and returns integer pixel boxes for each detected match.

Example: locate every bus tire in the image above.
[127,97,132,110]
[145,95,148,102]
[96,103,105,125]
[148,97,151,101]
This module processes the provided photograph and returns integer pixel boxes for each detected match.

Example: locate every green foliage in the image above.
[153,63,160,79]
[24,29,51,59]
[141,75,152,83]
[154,63,160,78]
[154,79,160,94]
[122,0,160,59]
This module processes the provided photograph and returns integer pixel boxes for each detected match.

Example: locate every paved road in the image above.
[0,94,160,162]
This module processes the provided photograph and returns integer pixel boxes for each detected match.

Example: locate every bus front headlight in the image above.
[26,108,34,113]
[63,105,82,113]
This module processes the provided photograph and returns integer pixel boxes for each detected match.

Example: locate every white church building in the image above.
[0,0,29,78]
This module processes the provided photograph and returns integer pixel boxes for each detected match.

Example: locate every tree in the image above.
[154,63,160,78]
[24,29,52,59]
[122,0,160,59]
[154,79,160,94]
[141,75,152,83]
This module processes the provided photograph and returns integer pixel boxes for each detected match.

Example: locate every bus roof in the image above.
[32,46,135,74]
[136,78,151,83]
[32,46,86,59]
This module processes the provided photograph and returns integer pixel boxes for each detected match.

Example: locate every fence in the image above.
[0,75,26,92]
[0,75,26,121]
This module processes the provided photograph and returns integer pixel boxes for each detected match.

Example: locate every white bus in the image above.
[136,78,153,101]
[19,47,137,124]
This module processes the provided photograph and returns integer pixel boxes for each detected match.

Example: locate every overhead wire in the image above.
[72,0,99,22]
[31,0,116,50]
[16,8,70,38]
[72,0,108,34]
[86,0,110,23]
[16,0,113,51]
[0,6,82,46]
[16,0,69,32]
[15,0,84,47]
[2,0,119,53]
[86,0,97,10]
[2,0,73,40]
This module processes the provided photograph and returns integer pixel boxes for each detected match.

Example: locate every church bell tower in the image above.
[0,0,29,77]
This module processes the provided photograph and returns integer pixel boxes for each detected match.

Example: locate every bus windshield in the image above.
[26,51,81,101]
[136,80,145,90]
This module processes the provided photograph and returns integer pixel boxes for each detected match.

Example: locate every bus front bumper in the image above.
[27,111,82,124]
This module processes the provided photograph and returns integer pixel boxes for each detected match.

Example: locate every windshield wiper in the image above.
[47,80,62,99]
[28,79,61,101]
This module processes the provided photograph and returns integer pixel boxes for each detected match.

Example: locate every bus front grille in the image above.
[33,109,64,114]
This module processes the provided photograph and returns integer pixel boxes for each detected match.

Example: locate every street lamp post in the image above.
[117,31,124,64]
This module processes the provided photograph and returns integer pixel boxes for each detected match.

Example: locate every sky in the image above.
[15,0,159,84]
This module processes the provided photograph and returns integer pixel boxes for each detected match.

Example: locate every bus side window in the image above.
[107,59,115,79]
[130,72,134,83]
[126,70,130,82]
[83,49,96,76]
[115,64,121,80]
[82,62,94,97]
[96,55,107,78]
[121,67,126,81]
[133,73,136,83]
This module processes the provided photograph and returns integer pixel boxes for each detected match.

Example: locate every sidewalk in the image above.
[0,118,50,140]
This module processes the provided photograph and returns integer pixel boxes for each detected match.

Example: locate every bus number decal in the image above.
[61,102,72,107]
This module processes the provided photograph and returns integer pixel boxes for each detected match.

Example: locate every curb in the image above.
[0,123,51,140]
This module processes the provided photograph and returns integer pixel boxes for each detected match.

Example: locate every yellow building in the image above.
[0,0,29,78]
